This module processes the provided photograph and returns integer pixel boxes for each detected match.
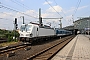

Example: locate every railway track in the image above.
[0,43,31,56]
[0,35,75,60]
[25,35,75,60]
[0,39,7,43]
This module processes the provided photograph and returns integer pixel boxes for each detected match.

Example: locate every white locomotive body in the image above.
[19,23,72,43]
[19,23,55,42]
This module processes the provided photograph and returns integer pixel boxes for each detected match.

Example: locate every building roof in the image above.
[63,25,74,30]
[74,17,90,23]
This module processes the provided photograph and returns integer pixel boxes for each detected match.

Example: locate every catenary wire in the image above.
[72,0,81,18]
[10,0,39,15]
[0,4,38,19]
[45,0,62,18]
[53,0,66,17]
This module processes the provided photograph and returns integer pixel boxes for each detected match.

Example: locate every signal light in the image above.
[16,24,18,29]
[15,18,17,24]
[14,18,18,29]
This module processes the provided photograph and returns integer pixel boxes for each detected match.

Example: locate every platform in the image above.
[51,34,90,60]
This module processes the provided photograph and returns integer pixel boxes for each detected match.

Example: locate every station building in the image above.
[73,17,90,34]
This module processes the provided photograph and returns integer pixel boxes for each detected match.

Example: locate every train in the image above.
[19,22,72,43]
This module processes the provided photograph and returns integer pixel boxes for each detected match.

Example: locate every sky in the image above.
[0,0,90,30]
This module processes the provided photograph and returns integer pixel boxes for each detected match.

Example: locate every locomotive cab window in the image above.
[20,25,32,31]
[26,25,32,31]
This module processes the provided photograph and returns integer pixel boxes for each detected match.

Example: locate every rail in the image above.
[25,35,75,60]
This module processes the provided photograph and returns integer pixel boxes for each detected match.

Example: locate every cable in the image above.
[53,0,66,17]
[72,0,81,18]
[45,0,62,17]
[0,12,15,17]
[0,4,38,19]
[10,0,38,15]
[53,0,58,5]
[10,0,28,10]
[0,18,9,20]
[0,1,24,12]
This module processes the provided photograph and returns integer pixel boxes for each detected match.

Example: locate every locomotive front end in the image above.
[19,24,33,42]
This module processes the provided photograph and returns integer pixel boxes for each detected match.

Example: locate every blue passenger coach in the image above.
[55,29,72,36]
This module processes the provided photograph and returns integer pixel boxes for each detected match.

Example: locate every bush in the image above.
[7,35,13,42]
[0,29,19,42]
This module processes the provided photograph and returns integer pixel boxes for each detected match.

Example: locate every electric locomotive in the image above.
[19,23,72,43]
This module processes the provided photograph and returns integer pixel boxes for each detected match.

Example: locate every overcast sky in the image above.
[0,0,90,30]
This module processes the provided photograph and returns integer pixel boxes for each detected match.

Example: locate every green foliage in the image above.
[0,29,19,42]
[0,35,5,39]
[7,35,13,42]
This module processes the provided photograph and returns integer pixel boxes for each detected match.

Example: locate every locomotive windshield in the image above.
[20,24,32,32]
